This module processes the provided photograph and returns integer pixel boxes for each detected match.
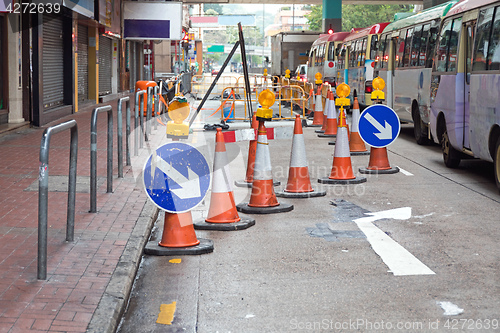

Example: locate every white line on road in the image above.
[397,167,414,176]
[354,207,435,276]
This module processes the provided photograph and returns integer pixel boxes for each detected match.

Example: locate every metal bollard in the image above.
[134,90,146,155]
[117,96,130,176]
[90,105,113,213]
[38,120,78,280]
[154,85,159,131]
[146,86,153,139]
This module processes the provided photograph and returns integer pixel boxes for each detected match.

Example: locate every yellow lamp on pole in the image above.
[371,76,385,101]
[335,83,351,108]
[285,69,291,79]
[315,72,323,85]
[256,89,275,121]
[166,95,190,139]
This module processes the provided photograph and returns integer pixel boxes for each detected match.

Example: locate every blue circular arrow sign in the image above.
[143,142,211,213]
[358,104,401,148]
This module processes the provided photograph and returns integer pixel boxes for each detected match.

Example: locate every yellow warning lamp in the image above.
[256,89,275,121]
[371,76,385,101]
[166,95,190,139]
[315,72,323,85]
[263,68,268,77]
[335,83,351,108]
[285,69,291,79]
[297,73,301,81]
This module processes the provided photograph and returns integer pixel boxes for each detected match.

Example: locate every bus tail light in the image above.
[365,81,373,94]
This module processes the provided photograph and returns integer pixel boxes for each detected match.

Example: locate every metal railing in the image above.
[38,120,78,280]
[134,90,146,155]
[117,96,130,177]
[146,86,153,139]
[90,105,113,213]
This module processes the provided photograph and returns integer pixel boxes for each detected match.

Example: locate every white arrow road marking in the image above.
[364,113,393,140]
[354,207,436,276]
[155,156,201,199]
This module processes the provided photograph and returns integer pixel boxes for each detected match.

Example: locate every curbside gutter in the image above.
[86,201,159,333]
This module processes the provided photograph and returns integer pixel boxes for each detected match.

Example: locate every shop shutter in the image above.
[99,35,112,95]
[42,13,64,109]
[77,24,88,101]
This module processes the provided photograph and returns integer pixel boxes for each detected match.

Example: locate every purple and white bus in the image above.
[430,0,500,191]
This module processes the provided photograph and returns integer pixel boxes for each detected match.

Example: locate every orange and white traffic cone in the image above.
[316,90,331,133]
[277,115,326,198]
[144,211,214,255]
[310,88,324,127]
[328,106,349,145]
[319,110,367,185]
[237,121,294,214]
[235,115,259,188]
[195,128,255,231]
[319,92,338,138]
[359,147,400,174]
[349,97,369,156]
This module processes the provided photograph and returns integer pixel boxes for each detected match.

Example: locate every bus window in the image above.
[350,42,357,67]
[403,28,413,67]
[448,17,462,72]
[426,26,439,68]
[328,42,335,61]
[411,25,422,67]
[487,7,500,70]
[419,24,430,67]
[473,7,494,71]
[375,34,388,69]
[370,35,378,61]
[396,30,406,68]
[361,37,367,65]
[435,19,453,72]
[338,46,346,70]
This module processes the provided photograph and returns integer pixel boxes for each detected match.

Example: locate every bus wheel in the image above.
[495,137,500,192]
[412,107,430,145]
[441,124,461,168]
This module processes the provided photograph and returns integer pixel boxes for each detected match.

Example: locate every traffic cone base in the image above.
[194,215,256,231]
[234,180,281,188]
[351,151,371,156]
[276,187,326,198]
[359,147,400,174]
[318,176,367,185]
[144,212,214,256]
[318,132,336,138]
[236,202,294,214]
[315,129,325,133]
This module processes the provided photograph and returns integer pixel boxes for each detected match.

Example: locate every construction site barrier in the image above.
[90,105,113,213]
[117,96,130,176]
[38,120,78,280]
[191,74,240,100]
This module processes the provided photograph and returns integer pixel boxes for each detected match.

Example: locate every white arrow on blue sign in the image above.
[358,104,401,148]
[143,142,211,213]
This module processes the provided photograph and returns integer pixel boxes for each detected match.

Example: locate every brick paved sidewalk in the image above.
[0,96,164,333]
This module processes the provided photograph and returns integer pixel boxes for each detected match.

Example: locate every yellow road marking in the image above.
[157,301,176,325]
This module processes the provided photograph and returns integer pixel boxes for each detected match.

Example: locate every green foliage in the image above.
[204,4,223,14]
[305,5,323,31]
[204,9,218,16]
[305,4,413,32]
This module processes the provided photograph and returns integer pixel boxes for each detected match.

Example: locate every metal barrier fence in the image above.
[117,96,130,177]
[90,105,113,213]
[38,120,78,280]
[191,74,240,100]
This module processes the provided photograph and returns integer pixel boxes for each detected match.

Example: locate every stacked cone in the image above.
[237,121,293,214]
[316,90,331,133]
[310,88,324,127]
[318,109,367,185]
[277,115,326,198]
[318,92,338,138]
[195,128,255,231]
[234,115,259,188]
[328,107,348,145]
[349,97,370,155]
[143,211,214,255]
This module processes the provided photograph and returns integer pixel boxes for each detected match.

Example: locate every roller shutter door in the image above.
[42,13,64,109]
[99,35,112,96]
[77,24,88,101]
